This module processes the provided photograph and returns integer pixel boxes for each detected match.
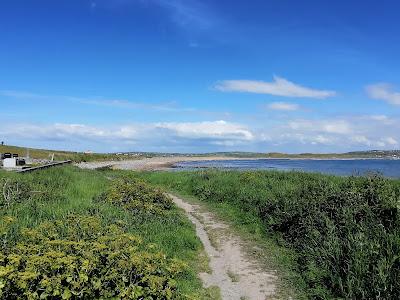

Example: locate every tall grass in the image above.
[138,170,400,299]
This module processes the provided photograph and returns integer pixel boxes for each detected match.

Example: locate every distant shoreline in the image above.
[77,155,400,171]
[77,156,254,171]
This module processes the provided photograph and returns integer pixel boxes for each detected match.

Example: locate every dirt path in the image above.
[169,194,277,300]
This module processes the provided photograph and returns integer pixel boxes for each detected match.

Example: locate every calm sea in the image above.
[173,159,400,178]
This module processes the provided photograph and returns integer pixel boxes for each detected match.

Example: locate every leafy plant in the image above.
[0,215,186,299]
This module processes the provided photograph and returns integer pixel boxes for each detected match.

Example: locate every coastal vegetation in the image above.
[0,166,212,299]
[138,170,400,299]
[0,144,132,163]
[1,161,399,299]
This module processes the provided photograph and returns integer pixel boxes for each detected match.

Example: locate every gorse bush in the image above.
[0,214,186,299]
[139,170,400,299]
[99,178,173,215]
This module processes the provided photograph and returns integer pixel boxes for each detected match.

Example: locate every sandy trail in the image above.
[169,194,277,300]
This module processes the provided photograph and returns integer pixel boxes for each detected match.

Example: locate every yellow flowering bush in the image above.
[0,215,186,299]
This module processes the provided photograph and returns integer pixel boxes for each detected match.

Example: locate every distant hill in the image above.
[265,150,400,159]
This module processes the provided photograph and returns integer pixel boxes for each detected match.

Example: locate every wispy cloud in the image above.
[103,0,217,31]
[81,98,196,112]
[365,83,400,105]
[266,101,300,111]
[215,76,336,99]
[154,0,215,30]
[0,90,51,99]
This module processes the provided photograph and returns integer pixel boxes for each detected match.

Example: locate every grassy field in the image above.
[0,166,216,299]
[137,170,400,299]
[0,145,142,162]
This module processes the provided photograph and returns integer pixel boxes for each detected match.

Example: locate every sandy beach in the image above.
[76,156,246,171]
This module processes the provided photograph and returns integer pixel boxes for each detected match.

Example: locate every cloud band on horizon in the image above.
[1,115,398,153]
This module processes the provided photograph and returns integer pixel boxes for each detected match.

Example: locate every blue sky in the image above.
[1,0,399,153]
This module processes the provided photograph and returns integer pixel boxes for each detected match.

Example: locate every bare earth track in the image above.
[170,194,277,300]
[77,159,278,299]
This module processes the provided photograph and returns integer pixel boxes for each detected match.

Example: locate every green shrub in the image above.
[99,178,173,215]
[0,214,186,299]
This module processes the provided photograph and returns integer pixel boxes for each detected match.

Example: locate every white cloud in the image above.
[322,121,352,135]
[366,83,400,105]
[267,102,300,111]
[350,136,398,148]
[312,135,334,145]
[288,119,351,134]
[383,137,398,146]
[351,135,375,147]
[368,115,389,121]
[277,116,400,149]
[5,123,119,141]
[215,76,336,99]
[156,120,254,141]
